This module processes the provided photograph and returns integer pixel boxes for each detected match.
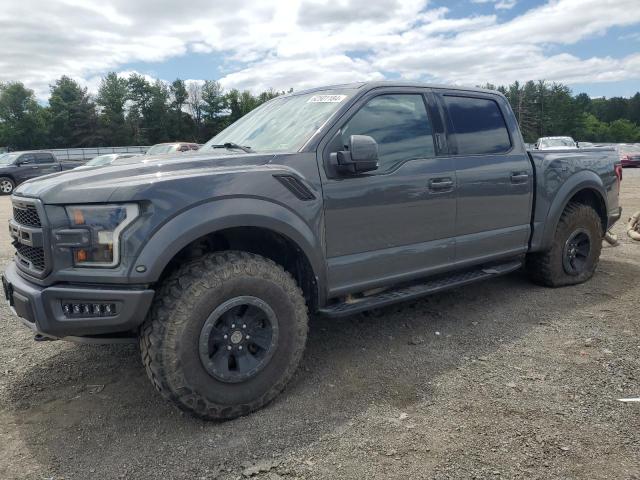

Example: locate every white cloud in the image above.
[495,0,517,9]
[472,0,517,9]
[0,0,638,100]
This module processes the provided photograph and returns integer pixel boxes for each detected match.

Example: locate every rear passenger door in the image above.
[437,92,533,264]
[35,153,60,176]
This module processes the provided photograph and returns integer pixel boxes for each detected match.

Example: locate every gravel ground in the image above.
[1,172,639,480]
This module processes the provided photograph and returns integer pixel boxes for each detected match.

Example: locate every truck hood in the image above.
[14,151,277,204]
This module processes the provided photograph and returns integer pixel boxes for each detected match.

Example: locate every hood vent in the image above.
[273,174,316,201]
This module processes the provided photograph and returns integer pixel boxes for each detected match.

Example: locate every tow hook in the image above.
[34,334,57,342]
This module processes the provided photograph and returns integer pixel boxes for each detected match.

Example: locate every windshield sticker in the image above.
[307,94,347,103]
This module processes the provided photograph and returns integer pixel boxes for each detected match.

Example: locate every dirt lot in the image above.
[1,173,639,480]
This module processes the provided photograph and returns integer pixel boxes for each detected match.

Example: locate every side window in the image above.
[19,154,35,164]
[443,96,511,155]
[35,153,54,164]
[341,94,435,171]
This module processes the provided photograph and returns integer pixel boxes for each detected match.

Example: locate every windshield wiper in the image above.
[210,142,253,153]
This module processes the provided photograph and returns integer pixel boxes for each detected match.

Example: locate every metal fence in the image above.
[46,146,150,162]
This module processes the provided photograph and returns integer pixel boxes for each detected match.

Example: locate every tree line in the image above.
[0,74,639,151]
[486,80,640,144]
[0,74,286,150]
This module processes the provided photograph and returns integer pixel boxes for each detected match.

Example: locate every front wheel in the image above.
[0,177,15,195]
[139,251,308,420]
[526,202,603,287]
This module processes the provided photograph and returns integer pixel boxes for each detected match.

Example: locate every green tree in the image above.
[608,119,640,143]
[187,82,205,141]
[126,73,153,144]
[0,82,49,150]
[96,72,131,146]
[144,80,171,143]
[169,79,193,139]
[48,76,99,147]
[201,80,227,137]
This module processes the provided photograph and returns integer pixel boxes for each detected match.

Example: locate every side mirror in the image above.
[331,135,379,174]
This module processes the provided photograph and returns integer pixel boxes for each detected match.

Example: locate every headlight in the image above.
[65,204,139,267]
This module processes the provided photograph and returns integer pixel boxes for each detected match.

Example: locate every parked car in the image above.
[145,142,199,155]
[615,144,640,167]
[535,136,578,150]
[0,150,80,194]
[74,153,140,170]
[3,81,622,420]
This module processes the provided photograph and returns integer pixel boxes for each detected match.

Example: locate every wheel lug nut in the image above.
[238,346,243,350]
[246,335,250,339]
[227,345,232,350]
[223,334,228,339]
[231,324,235,328]
[242,324,246,329]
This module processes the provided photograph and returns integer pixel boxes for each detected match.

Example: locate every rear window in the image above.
[443,96,511,155]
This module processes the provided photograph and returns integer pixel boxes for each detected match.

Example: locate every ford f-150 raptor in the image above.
[2,82,622,420]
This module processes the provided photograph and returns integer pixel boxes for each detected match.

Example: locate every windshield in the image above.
[146,144,177,155]
[540,138,575,148]
[0,153,19,165]
[85,154,118,167]
[202,91,354,153]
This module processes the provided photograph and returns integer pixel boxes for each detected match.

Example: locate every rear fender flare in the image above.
[536,170,607,251]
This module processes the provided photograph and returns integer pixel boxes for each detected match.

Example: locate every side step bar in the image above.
[318,260,523,318]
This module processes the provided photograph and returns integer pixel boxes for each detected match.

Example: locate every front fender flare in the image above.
[129,197,326,300]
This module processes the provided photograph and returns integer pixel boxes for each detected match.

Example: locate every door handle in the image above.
[510,172,529,183]
[428,177,454,191]
[31,166,39,169]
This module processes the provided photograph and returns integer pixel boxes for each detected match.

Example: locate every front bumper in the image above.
[2,261,154,340]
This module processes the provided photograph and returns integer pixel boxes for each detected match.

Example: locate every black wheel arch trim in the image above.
[531,170,608,252]
[128,197,327,306]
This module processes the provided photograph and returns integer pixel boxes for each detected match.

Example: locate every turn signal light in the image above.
[62,302,117,317]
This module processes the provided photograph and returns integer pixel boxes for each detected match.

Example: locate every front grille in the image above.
[13,205,41,227]
[11,199,49,276]
[15,243,46,271]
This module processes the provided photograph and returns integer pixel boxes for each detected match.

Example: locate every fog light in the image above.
[62,302,117,317]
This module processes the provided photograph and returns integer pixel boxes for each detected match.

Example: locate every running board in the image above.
[318,260,523,318]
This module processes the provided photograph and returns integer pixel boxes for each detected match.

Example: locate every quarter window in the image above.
[35,153,54,164]
[443,96,511,155]
[341,94,435,171]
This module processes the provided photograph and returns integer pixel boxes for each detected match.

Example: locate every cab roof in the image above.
[288,81,502,97]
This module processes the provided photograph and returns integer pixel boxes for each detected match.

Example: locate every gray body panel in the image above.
[4,81,621,338]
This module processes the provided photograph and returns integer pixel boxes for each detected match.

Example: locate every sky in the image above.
[0,0,639,101]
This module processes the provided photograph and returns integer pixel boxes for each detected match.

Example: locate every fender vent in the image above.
[274,174,316,201]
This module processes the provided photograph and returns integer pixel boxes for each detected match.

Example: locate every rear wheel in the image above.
[0,177,14,195]
[527,202,602,287]
[139,251,308,420]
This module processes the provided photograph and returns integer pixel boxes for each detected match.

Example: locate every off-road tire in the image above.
[139,251,308,420]
[0,177,15,195]
[526,202,602,287]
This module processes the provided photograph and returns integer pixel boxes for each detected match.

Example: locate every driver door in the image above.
[320,88,457,297]
[16,153,41,182]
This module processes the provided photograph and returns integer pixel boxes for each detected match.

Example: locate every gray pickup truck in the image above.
[2,82,622,420]
[0,151,81,195]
